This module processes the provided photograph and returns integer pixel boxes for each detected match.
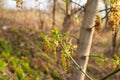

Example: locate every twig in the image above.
[100,67,120,80]
[99,8,111,12]
[70,0,112,13]
[90,55,107,60]
[69,56,94,80]
[69,0,85,9]
[101,9,111,20]
[59,42,94,80]
[69,34,79,42]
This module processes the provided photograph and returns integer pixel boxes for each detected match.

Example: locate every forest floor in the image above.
[0,9,120,80]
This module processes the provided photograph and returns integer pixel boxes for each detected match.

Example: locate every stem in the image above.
[69,0,85,9]
[59,42,94,80]
[102,9,111,20]
[100,67,120,80]
[69,56,94,80]
[99,8,111,12]
[52,0,57,27]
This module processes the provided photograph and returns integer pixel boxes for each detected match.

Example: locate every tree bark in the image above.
[112,28,120,55]
[52,0,57,27]
[62,0,72,33]
[0,0,3,8]
[72,0,99,80]
[103,0,110,31]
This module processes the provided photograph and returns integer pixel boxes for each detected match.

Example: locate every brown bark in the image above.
[62,14,72,33]
[112,28,120,55]
[62,0,83,33]
[72,0,99,80]
[62,0,72,33]
[103,0,110,31]
[52,0,57,27]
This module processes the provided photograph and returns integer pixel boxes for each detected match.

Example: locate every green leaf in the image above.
[16,67,25,80]
[110,0,115,4]
[112,54,120,65]
[22,62,31,72]
[0,60,7,71]
[63,0,68,3]
[113,54,120,60]
[51,27,59,36]
[51,72,64,80]
[33,77,42,80]
[39,33,46,39]
[0,39,12,54]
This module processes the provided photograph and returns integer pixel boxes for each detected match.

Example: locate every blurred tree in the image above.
[62,0,72,33]
[0,0,4,8]
[108,0,120,55]
[52,0,57,27]
[62,0,85,33]
[103,0,110,31]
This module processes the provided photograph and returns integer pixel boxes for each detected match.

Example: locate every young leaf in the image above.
[0,60,7,72]
[16,67,25,80]
[63,0,68,3]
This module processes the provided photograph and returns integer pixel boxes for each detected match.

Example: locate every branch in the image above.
[100,4,120,19]
[100,67,120,80]
[69,0,85,9]
[101,9,111,20]
[99,8,111,12]
[70,0,111,13]
[59,42,94,80]
[69,0,85,16]
[69,56,94,80]
[69,34,79,41]
[99,6,111,20]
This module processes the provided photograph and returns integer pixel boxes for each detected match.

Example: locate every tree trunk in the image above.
[103,0,110,31]
[0,0,3,8]
[72,0,99,80]
[62,0,72,33]
[62,14,72,33]
[112,28,120,55]
[52,0,57,27]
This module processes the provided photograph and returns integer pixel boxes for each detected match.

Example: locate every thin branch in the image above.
[99,7,111,12]
[100,67,120,80]
[90,55,107,60]
[100,4,120,19]
[69,0,85,9]
[69,56,94,80]
[60,42,94,80]
[52,0,57,27]
[101,9,111,20]
[69,34,78,41]
[70,0,111,13]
